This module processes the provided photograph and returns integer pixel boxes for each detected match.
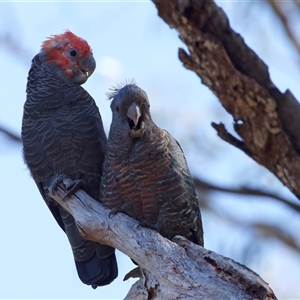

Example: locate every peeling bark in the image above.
[152,0,300,199]
[49,179,277,300]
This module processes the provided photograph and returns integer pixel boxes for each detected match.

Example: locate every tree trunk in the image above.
[152,0,300,200]
[49,179,277,299]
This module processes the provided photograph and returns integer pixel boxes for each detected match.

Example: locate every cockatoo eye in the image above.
[69,49,77,57]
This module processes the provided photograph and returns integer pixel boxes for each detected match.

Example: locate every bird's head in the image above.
[41,30,96,84]
[108,83,151,139]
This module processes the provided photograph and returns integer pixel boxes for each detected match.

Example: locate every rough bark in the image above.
[152,0,300,200]
[49,178,277,300]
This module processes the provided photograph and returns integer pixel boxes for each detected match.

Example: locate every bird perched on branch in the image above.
[100,83,204,248]
[22,31,117,288]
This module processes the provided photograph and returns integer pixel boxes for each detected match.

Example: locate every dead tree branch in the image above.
[49,178,277,300]
[152,0,300,200]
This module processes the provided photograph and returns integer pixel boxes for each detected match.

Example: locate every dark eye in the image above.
[116,106,119,112]
[69,49,77,57]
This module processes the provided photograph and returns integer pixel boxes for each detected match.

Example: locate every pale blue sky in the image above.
[1,1,300,299]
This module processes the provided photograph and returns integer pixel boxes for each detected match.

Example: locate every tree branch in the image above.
[152,0,300,200]
[0,124,22,143]
[49,178,277,300]
[194,177,300,214]
[266,0,300,57]
[0,32,33,65]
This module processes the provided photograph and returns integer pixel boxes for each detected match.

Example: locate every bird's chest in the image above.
[112,139,171,222]
[46,109,78,143]
[29,108,88,174]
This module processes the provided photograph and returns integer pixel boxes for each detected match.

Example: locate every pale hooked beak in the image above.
[127,102,141,128]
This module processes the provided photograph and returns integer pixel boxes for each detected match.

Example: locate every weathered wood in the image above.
[49,179,277,299]
[152,0,300,200]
